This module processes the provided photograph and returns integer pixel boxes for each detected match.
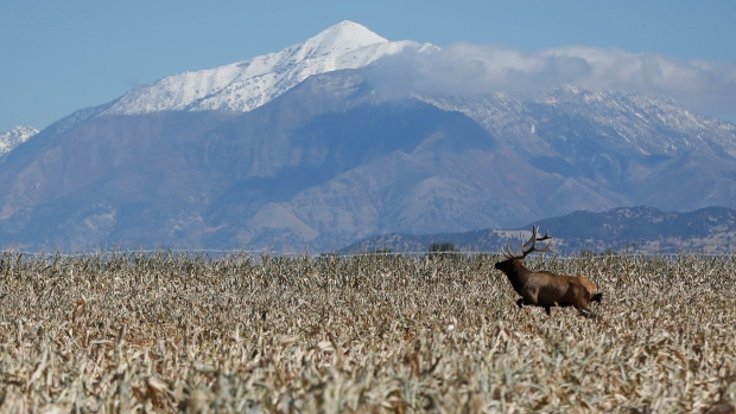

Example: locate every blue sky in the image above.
[1,0,735,131]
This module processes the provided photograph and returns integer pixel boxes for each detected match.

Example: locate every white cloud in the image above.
[366,43,736,121]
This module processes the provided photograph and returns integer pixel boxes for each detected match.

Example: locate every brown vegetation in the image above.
[0,251,734,412]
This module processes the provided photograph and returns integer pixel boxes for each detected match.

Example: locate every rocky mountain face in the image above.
[341,207,736,255]
[426,89,736,212]
[0,22,735,252]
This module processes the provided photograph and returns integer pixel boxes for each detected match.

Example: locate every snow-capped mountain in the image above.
[0,125,38,156]
[104,20,434,115]
[1,21,735,252]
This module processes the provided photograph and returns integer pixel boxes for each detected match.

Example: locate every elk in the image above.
[494,225,602,317]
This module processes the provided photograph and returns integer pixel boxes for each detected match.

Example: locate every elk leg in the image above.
[516,298,524,308]
[544,306,551,316]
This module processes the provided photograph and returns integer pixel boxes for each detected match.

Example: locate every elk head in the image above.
[494,225,553,273]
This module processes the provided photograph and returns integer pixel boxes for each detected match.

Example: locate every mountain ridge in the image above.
[340,206,736,255]
[102,20,432,116]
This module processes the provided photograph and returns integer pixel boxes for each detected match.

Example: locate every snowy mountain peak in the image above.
[0,125,38,156]
[104,21,423,116]
[304,20,388,53]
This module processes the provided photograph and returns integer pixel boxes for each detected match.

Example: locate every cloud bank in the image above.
[367,43,736,121]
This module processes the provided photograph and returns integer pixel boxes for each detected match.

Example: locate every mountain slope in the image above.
[425,88,736,211]
[0,75,529,250]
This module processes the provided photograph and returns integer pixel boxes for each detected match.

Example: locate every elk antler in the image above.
[504,225,554,259]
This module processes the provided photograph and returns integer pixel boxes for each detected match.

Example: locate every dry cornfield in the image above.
[0,252,734,413]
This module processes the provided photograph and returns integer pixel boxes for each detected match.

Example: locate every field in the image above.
[0,252,734,413]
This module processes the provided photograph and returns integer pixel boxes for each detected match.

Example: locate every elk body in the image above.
[494,226,602,317]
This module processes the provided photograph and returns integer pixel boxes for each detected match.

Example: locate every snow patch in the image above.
[0,125,39,156]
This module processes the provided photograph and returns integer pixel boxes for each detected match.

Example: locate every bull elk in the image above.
[494,225,602,317]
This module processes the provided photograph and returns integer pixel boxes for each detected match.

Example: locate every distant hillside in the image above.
[340,207,736,255]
